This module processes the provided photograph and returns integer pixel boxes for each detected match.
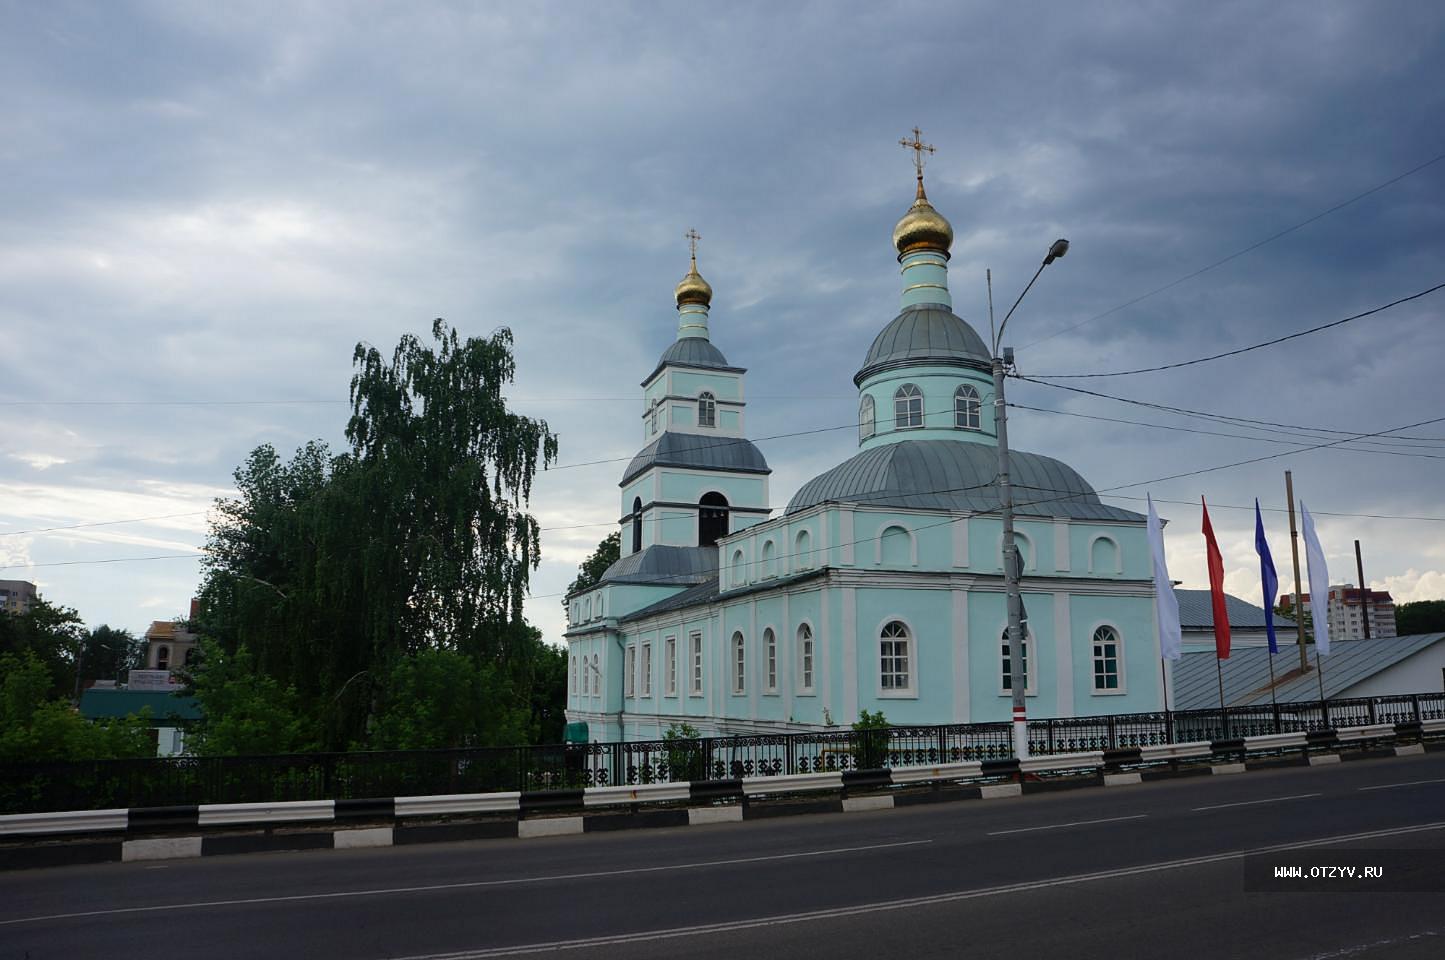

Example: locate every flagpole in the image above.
[1159,658,1174,744]
[1285,471,1309,673]
[1266,652,1277,707]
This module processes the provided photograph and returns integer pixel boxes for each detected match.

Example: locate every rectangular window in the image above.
[732,634,746,695]
[690,632,703,695]
[641,642,652,697]
[626,645,636,698]
[766,632,777,692]
[1092,628,1121,692]
[880,639,909,690]
[665,637,677,696]
[1002,637,1030,693]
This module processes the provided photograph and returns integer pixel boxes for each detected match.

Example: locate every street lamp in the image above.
[992,239,1069,761]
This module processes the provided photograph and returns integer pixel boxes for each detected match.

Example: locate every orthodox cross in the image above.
[685,228,701,262]
[899,126,935,181]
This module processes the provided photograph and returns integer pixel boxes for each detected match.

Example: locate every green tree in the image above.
[1396,600,1445,637]
[0,599,86,701]
[76,625,144,689]
[564,532,620,607]
[0,653,152,762]
[197,319,558,750]
[367,648,528,750]
[186,641,313,756]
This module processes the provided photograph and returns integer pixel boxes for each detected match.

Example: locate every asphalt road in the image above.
[4,752,1445,960]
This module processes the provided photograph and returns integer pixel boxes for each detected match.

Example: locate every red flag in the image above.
[1202,497,1231,660]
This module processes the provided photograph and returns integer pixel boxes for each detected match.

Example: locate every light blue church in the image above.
[564,170,1163,742]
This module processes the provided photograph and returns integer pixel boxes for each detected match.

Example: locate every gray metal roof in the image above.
[641,336,744,385]
[854,305,991,385]
[621,430,771,486]
[1175,588,1296,631]
[597,544,719,587]
[1172,633,1445,709]
[784,438,1143,521]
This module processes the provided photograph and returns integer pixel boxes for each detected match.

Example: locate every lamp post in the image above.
[993,238,1069,760]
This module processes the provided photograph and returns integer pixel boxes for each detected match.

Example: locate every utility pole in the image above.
[992,238,1069,760]
[1285,471,1309,673]
[1355,539,1371,640]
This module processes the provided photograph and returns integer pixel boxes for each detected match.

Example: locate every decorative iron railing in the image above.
[2,692,1441,814]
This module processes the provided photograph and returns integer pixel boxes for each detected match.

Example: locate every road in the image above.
[4,752,1445,959]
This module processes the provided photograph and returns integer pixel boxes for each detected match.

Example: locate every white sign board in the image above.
[128,670,179,691]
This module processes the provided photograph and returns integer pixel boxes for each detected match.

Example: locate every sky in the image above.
[2,0,1444,649]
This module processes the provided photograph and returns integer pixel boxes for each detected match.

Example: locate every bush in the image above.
[852,709,890,770]
[663,722,705,783]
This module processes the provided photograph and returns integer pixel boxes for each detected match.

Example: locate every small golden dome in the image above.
[674,257,713,308]
[892,178,954,257]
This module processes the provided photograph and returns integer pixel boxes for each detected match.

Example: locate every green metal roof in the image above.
[79,688,202,723]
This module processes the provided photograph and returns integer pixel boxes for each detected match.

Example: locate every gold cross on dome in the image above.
[685,228,701,261]
[899,126,935,180]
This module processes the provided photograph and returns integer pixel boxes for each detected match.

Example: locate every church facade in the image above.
[564,168,1164,742]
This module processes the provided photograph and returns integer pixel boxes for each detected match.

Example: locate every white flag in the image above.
[1147,495,1182,661]
[1300,501,1331,655]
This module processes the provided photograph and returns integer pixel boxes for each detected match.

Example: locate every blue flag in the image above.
[1255,499,1280,654]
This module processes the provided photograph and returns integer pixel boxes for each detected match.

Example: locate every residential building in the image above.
[1280,584,1397,641]
[0,579,38,615]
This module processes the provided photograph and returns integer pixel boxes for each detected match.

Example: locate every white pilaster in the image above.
[1054,520,1070,573]
[842,586,858,723]
[1054,592,1074,718]
[952,514,970,568]
[952,587,970,722]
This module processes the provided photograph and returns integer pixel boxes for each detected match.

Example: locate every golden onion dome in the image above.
[892,178,954,257]
[674,257,713,307]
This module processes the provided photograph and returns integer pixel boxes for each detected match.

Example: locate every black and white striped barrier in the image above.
[3,716,1441,870]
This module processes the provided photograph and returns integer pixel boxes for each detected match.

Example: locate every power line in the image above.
[0,553,205,572]
[1020,147,1445,349]
[1028,280,1445,379]
[1009,403,1445,460]
[0,512,210,539]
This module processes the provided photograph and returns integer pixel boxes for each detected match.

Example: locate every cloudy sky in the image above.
[3,0,1443,648]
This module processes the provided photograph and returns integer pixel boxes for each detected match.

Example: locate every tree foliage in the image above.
[0,599,85,701]
[197,320,560,751]
[0,653,152,762]
[77,625,145,689]
[565,532,619,606]
[1396,600,1445,637]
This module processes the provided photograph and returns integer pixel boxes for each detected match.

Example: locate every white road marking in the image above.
[1296,929,1439,959]
[0,839,931,928]
[1192,792,1322,812]
[1357,777,1445,792]
[385,821,1445,960]
[987,814,1148,836]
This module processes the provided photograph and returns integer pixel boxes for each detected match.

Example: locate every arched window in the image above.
[571,656,578,695]
[584,598,592,620]
[631,497,643,553]
[880,621,912,692]
[582,655,589,695]
[859,395,875,441]
[698,391,717,428]
[648,400,659,435]
[879,525,912,565]
[954,384,981,430]
[764,628,778,692]
[1090,536,1120,575]
[731,632,746,695]
[156,645,170,671]
[894,383,923,429]
[731,548,746,586]
[1092,625,1122,691]
[1001,628,1032,694]
[797,624,815,692]
[591,654,599,697]
[795,529,812,569]
[699,492,729,547]
[762,540,776,578]
[596,593,604,617]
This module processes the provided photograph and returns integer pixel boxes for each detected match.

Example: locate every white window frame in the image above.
[698,391,717,428]
[761,539,776,579]
[878,619,916,697]
[954,384,982,430]
[797,623,815,694]
[859,394,875,441]
[731,631,746,696]
[1000,628,1036,696]
[648,400,658,435]
[795,529,812,569]
[626,644,636,698]
[764,627,778,694]
[894,383,923,429]
[582,653,590,696]
[664,636,677,697]
[690,631,703,696]
[1091,624,1126,694]
[731,548,747,587]
[591,653,600,699]
[571,656,578,696]
[641,641,652,697]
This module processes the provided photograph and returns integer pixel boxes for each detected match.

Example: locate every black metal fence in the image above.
[3,692,1442,815]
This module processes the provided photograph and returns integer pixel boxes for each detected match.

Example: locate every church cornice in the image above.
[641,360,748,389]
[853,353,992,387]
